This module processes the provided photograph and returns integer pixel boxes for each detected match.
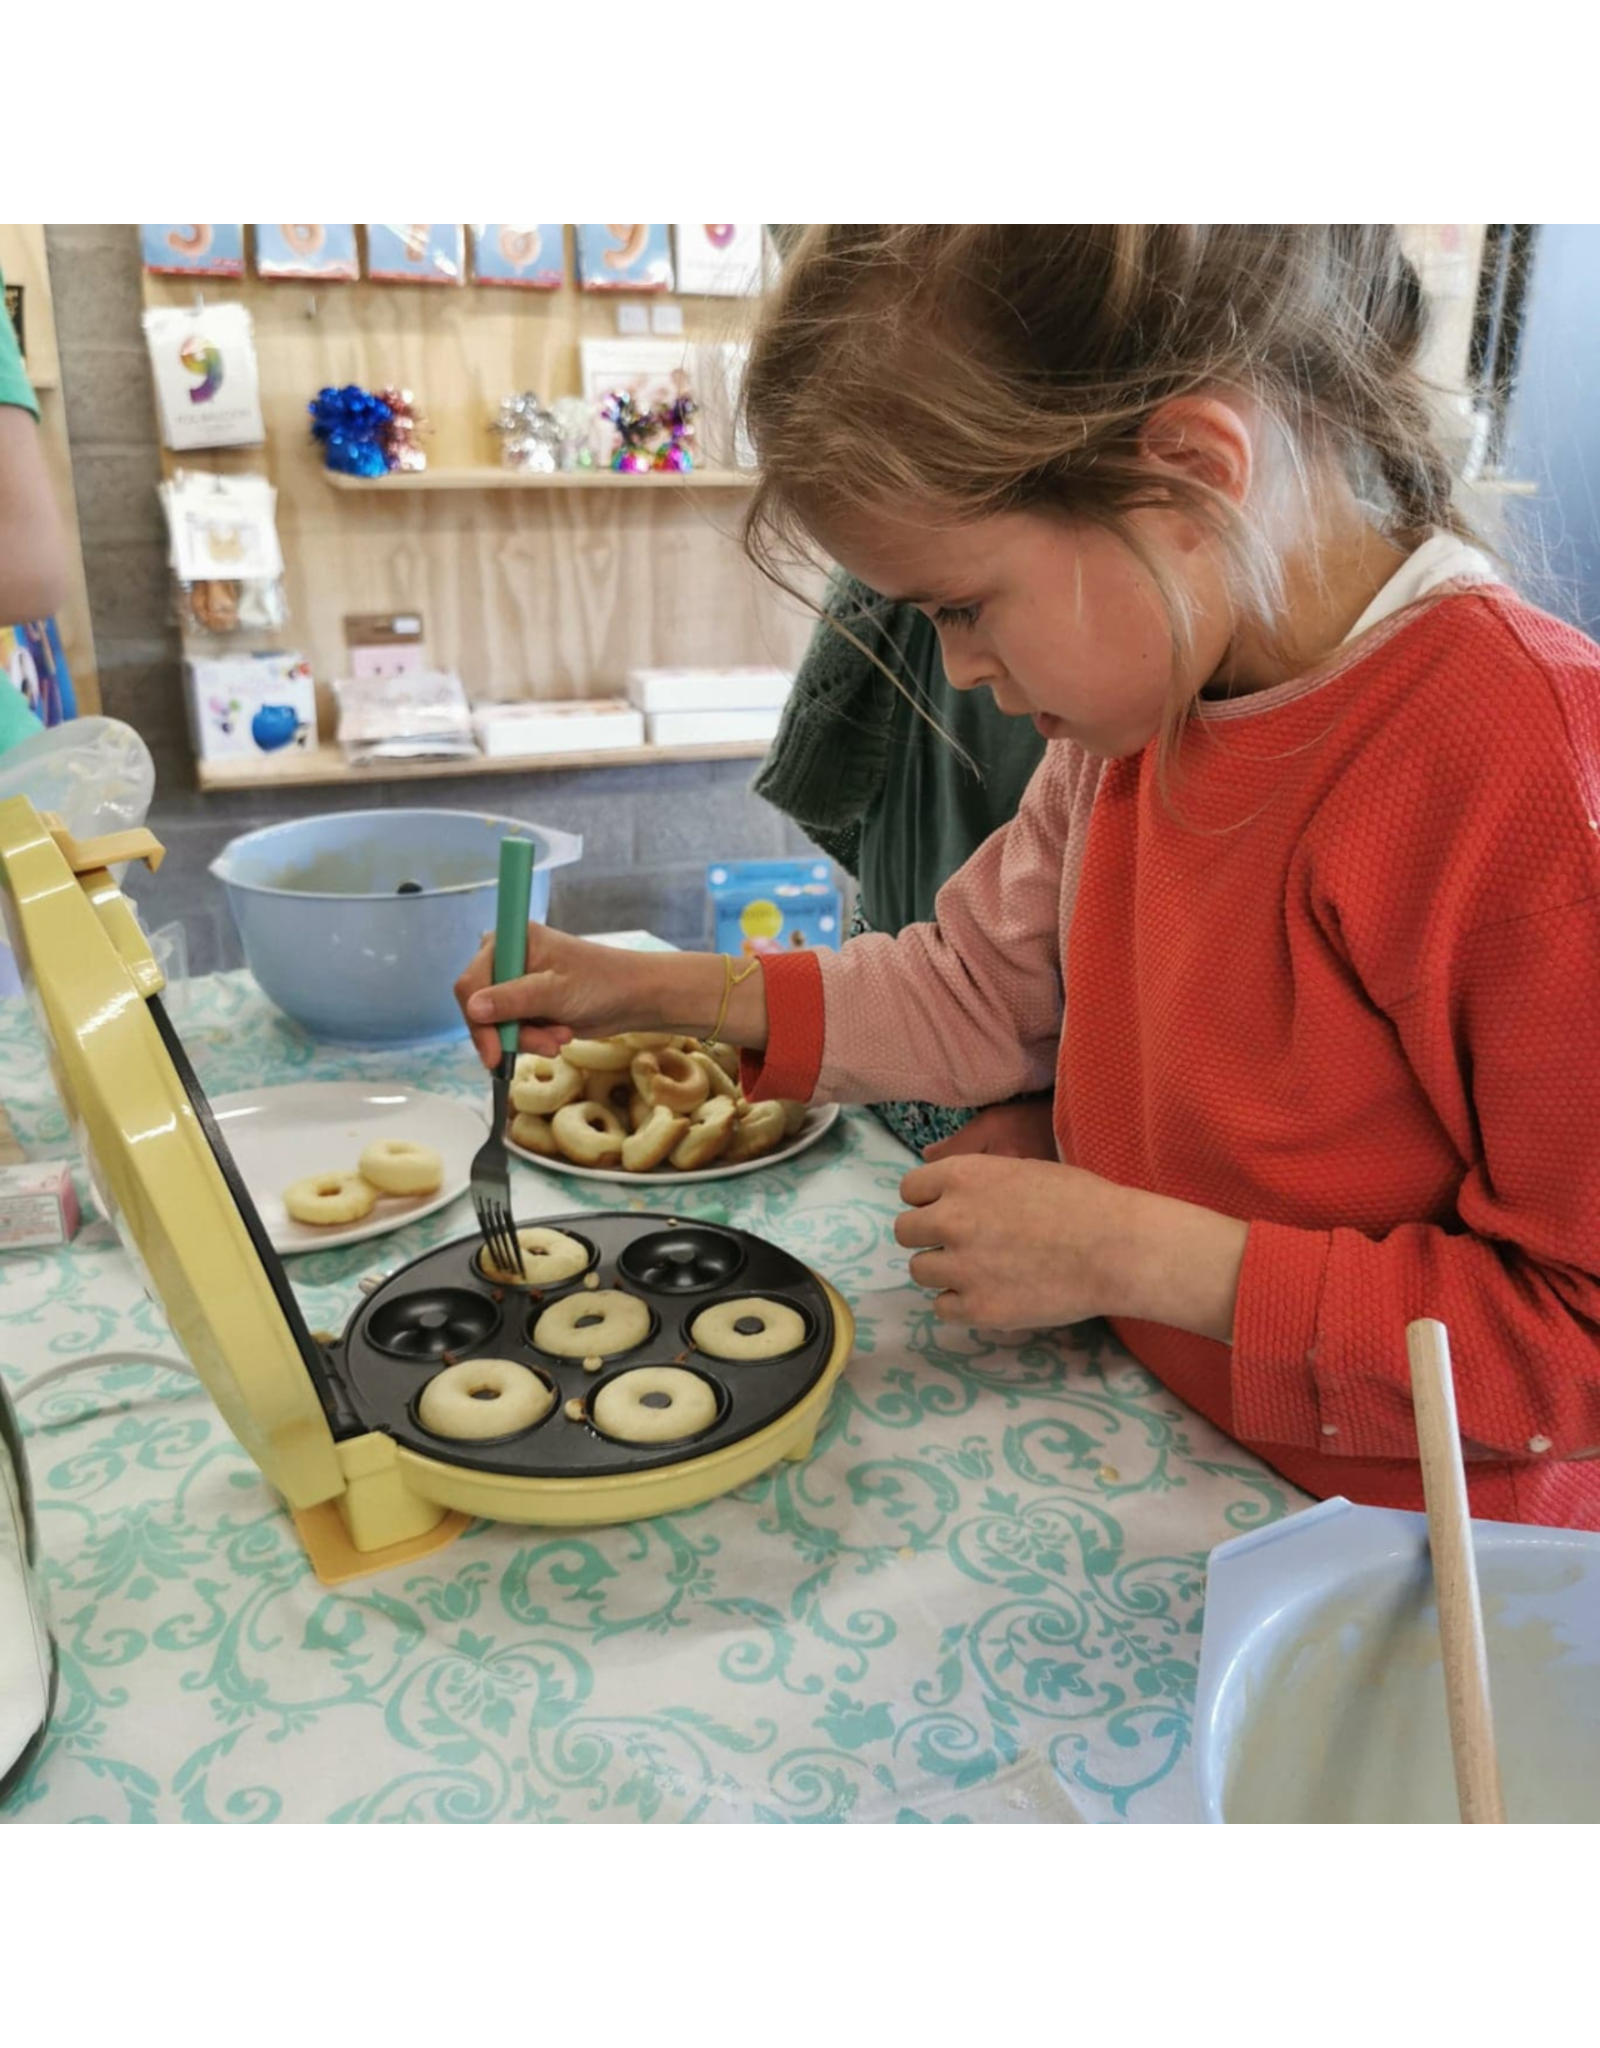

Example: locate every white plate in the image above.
[209,1082,487,1256]
[505,1102,841,1186]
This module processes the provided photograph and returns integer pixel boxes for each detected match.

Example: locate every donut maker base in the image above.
[0,797,854,1586]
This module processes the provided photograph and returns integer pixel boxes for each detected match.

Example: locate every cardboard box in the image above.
[707,858,841,958]
[646,708,781,747]
[0,1162,80,1250]
[183,653,316,761]
[472,699,645,758]
[628,665,791,715]
[345,612,428,681]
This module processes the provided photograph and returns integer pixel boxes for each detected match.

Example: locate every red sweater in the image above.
[749,586,1600,1529]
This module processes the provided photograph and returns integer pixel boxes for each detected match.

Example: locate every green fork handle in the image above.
[493,837,536,1061]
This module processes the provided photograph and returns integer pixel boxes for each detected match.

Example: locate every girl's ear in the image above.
[1138,396,1254,509]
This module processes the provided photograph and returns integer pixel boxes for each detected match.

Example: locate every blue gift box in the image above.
[707,858,841,958]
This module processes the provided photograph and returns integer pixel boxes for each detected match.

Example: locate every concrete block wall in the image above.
[44,225,828,973]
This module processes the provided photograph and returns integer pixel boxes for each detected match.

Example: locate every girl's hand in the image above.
[921,1098,1057,1163]
[455,931,771,1073]
[894,1155,1248,1342]
[455,924,658,1070]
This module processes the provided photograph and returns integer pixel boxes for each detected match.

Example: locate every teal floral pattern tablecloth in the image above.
[0,972,1305,1823]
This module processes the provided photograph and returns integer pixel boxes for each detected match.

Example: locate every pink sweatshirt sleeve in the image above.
[746,744,1100,1109]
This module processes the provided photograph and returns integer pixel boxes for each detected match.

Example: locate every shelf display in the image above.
[132,219,808,777]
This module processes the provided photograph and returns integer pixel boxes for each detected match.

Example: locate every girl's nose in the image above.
[937,634,995,694]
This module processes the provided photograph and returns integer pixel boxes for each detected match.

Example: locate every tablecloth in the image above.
[0,971,1306,1822]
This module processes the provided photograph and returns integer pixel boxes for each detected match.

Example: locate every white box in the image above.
[627,665,792,715]
[472,699,646,758]
[183,654,316,761]
[646,707,782,747]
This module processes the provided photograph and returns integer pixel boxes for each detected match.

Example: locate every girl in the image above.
[460,225,1600,1531]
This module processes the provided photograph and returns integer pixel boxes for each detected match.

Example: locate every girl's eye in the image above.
[933,603,981,630]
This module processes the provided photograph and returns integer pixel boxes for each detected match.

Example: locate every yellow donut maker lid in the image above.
[0,796,853,1584]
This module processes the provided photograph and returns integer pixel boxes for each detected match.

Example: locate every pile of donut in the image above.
[508,1034,808,1174]
[282,1139,444,1228]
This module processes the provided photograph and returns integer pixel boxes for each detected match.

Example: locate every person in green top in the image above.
[755,573,1058,1161]
[0,267,69,751]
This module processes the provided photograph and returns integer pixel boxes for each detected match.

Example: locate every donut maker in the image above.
[0,797,854,1584]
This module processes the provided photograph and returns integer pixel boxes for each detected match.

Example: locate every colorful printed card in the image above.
[140,225,244,278]
[365,225,465,286]
[472,224,565,289]
[142,303,265,451]
[574,224,674,293]
[253,225,359,281]
[674,224,765,296]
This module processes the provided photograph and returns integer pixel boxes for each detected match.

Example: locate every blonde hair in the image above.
[743,226,1479,749]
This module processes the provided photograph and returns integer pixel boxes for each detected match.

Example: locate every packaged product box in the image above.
[707,858,841,958]
[183,653,316,761]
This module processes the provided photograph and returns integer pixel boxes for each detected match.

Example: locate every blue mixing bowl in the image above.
[211,808,582,1045]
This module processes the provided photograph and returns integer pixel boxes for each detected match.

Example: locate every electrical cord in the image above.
[10,1351,197,1405]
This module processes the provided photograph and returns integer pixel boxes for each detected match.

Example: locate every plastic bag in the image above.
[0,719,156,998]
[0,716,155,838]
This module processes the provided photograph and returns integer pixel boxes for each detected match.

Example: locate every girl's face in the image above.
[819,504,1233,759]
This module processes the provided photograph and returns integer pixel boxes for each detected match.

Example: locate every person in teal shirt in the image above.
[0,271,65,622]
[0,267,69,751]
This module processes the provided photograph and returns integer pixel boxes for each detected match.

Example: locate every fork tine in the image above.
[490,1197,519,1278]
[473,1191,511,1277]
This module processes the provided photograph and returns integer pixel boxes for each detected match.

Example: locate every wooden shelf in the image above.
[322,466,758,493]
[194,738,771,794]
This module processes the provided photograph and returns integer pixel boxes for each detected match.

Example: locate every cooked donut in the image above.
[622,1104,689,1173]
[561,1037,633,1072]
[690,1050,739,1102]
[618,1031,676,1051]
[691,1296,808,1361]
[418,1357,553,1440]
[628,1089,654,1133]
[534,1289,652,1358]
[725,1100,787,1163]
[592,1366,719,1445]
[702,1040,740,1081]
[583,1066,633,1110]
[670,1095,736,1171]
[631,1047,708,1116]
[509,1111,559,1157]
[510,1053,584,1116]
[480,1225,591,1287]
[358,1139,444,1196]
[551,1100,626,1167]
[284,1171,377,1227]
[779,1099,810,1139]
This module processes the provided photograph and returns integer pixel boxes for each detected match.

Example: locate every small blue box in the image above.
[707,858,841,958]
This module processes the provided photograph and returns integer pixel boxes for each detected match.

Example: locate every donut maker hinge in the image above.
[305,1334,365,1440]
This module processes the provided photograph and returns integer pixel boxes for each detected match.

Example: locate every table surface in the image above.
[1,971,1307,1823]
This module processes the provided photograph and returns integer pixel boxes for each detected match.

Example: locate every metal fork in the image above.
[469,835,534,1279]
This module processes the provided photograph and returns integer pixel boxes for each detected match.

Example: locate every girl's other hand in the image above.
[895,1154,1247,1342]
[455,924,647,1070]
[921,1098,1057,1163]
